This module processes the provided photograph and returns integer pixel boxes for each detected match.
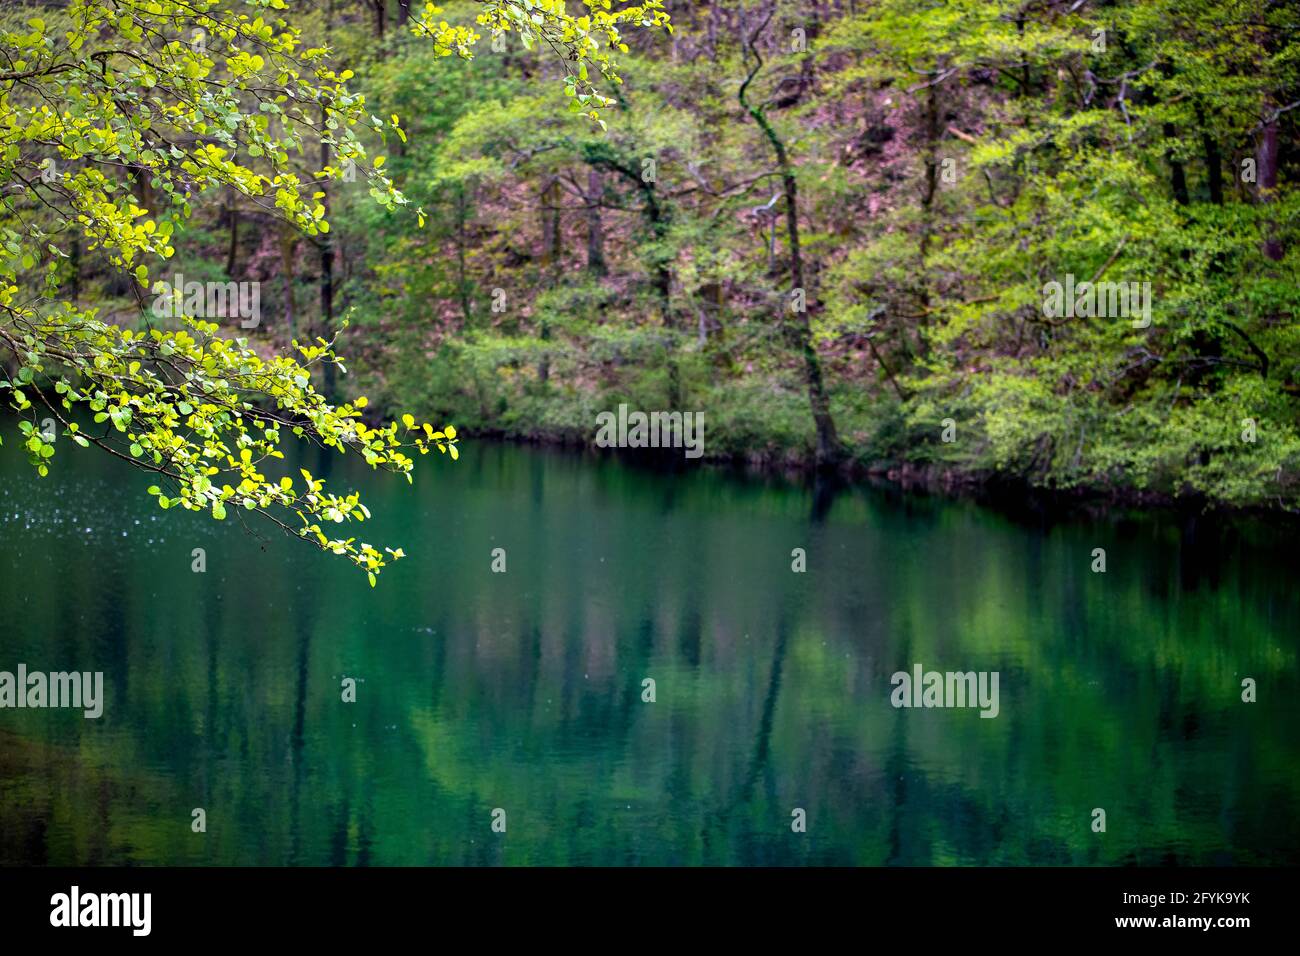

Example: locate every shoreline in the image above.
[455,422,1300,523]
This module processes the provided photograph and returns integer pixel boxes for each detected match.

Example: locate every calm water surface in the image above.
[0,431,1297,865]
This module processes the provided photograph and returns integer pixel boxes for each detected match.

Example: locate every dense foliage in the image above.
[3,0,1296,558]
[0,0,668,579]
[346,0,1299,507]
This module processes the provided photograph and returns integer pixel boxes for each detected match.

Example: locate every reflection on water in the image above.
[0,430,1297,865]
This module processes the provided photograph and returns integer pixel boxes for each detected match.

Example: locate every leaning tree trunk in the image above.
[769,150,842,468]
[739,11,843,468]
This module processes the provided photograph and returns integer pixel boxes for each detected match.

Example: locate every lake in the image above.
[1,429,1297,865]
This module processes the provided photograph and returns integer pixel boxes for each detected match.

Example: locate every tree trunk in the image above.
[769,142,840,466]
[539,178,560,384]
[1195,104,1223,205]
[456,185,473,323]
[226,198,239,277]
[585,167,607,277]
[320,116,336,399]
[913,74,942,361]
[1164,121,1190,205]
[739,18,843,467]
[1257,109,1283,260]
[643,184,672,315]
[539,320,551,384]
[280,225,297,342]
[69,236,80,302]
[540,177,561,270]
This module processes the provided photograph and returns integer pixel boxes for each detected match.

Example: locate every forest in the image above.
[1,0,1297,562]
[2,1,1300,882]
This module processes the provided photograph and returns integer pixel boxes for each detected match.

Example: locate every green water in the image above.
[0,431,1297,866]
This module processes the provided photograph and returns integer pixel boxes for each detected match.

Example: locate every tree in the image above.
[738,2,842,468]
[818,0,1299,503]
[0,0,669,582]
